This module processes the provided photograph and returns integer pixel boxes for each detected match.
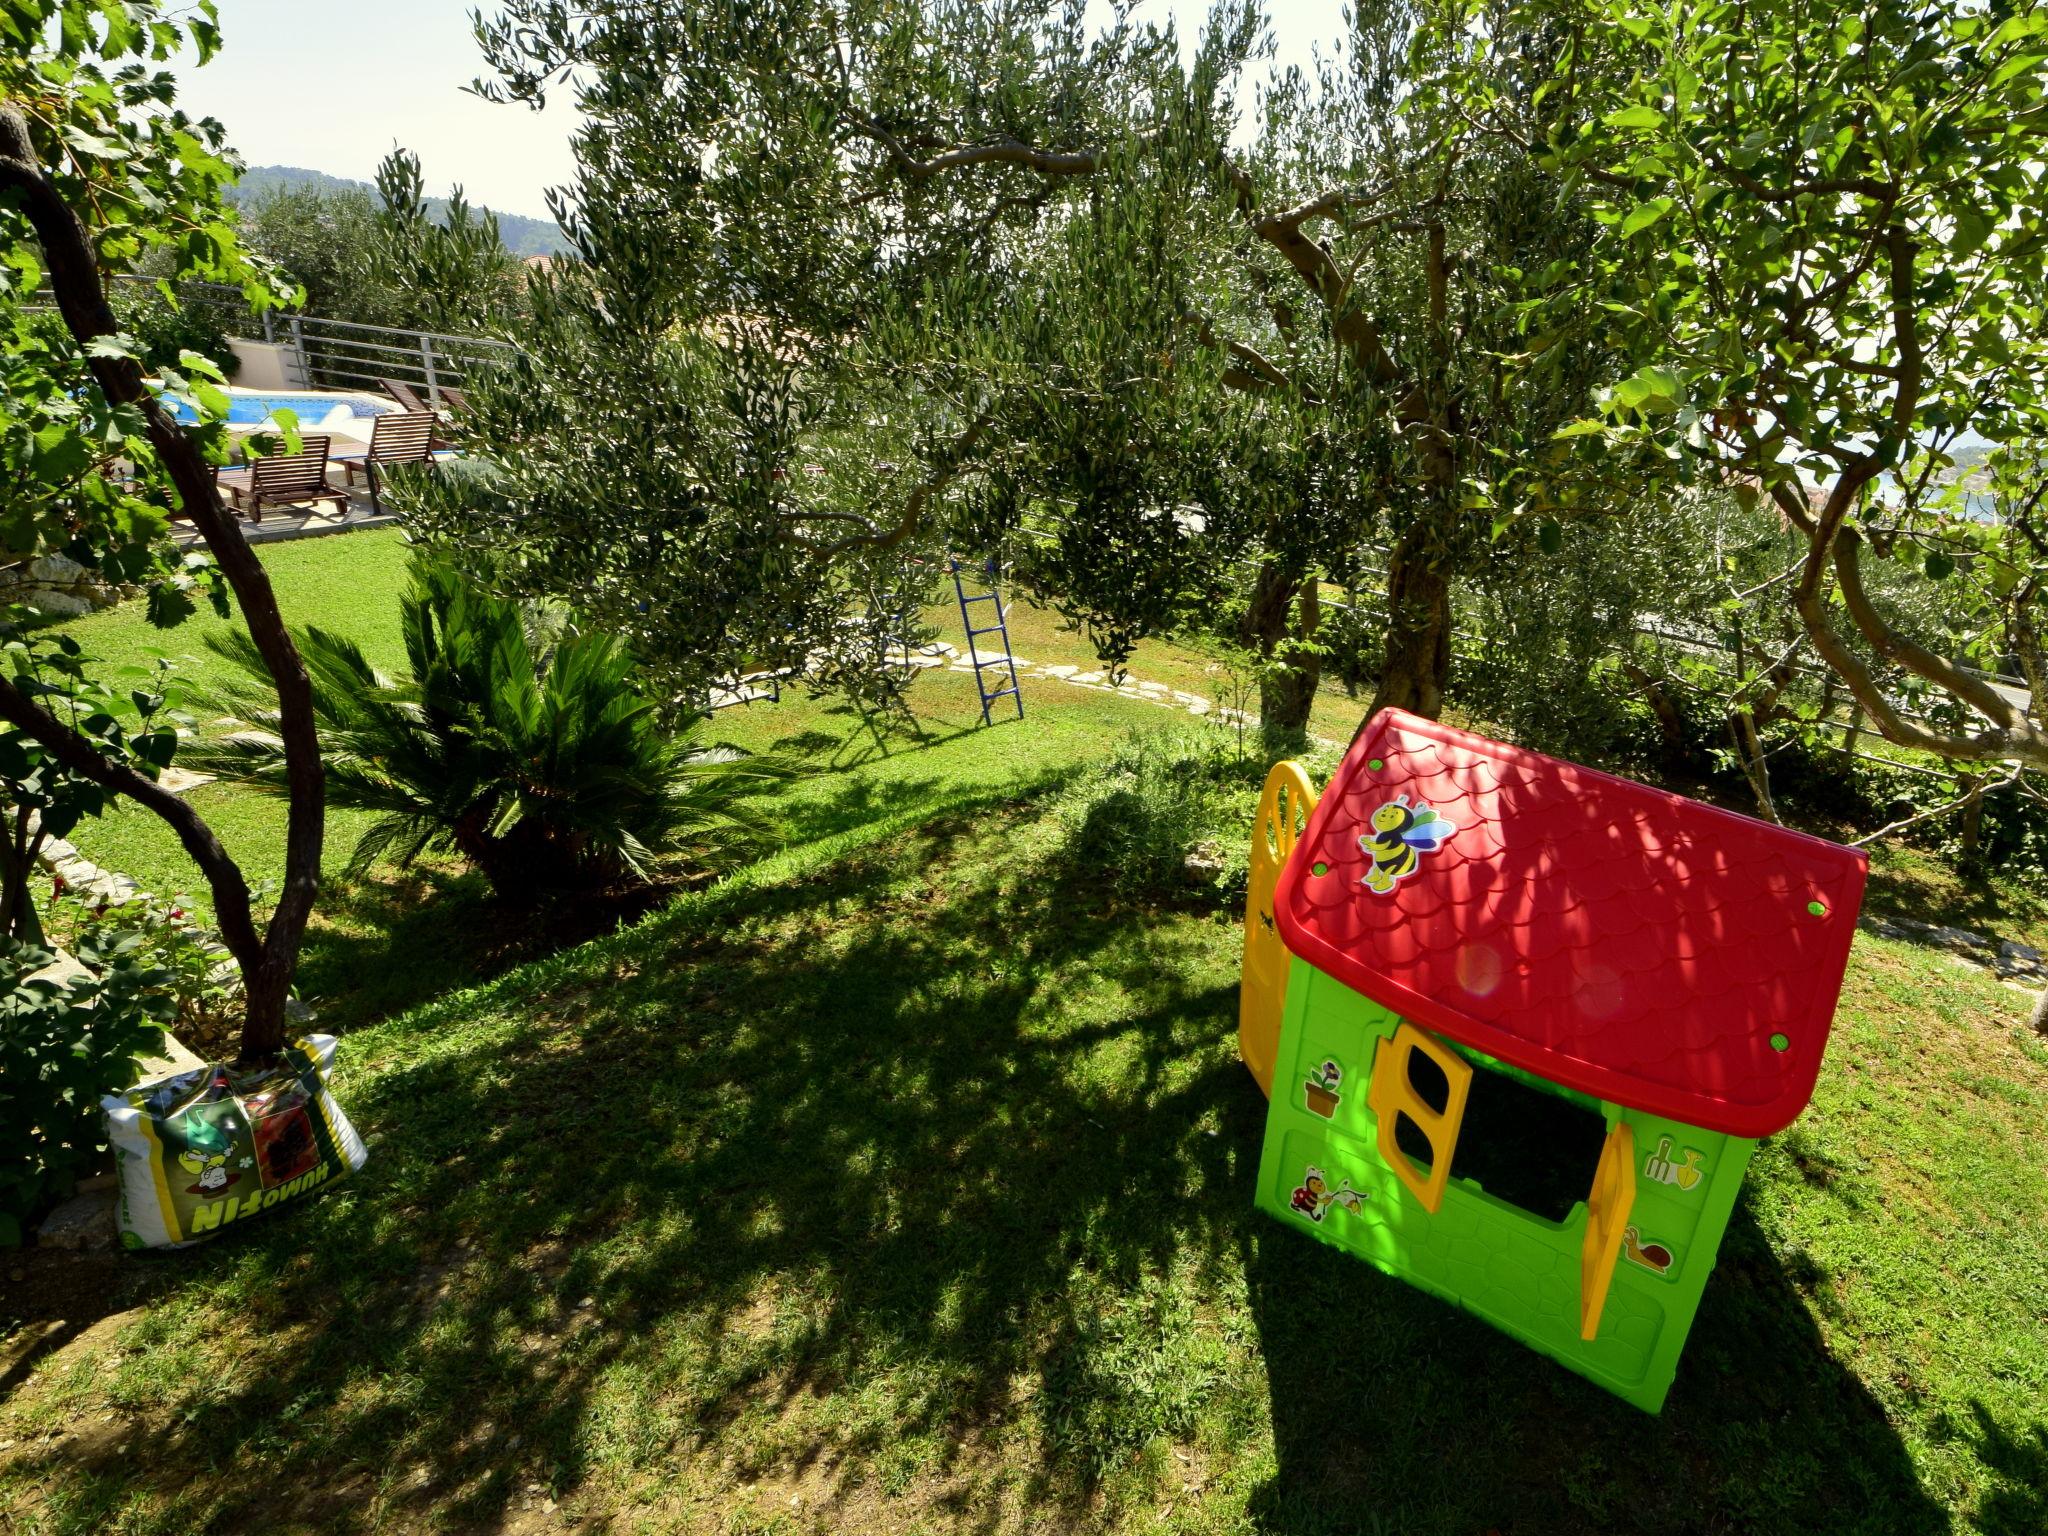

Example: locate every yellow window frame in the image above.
[1366,1021,1474,1214]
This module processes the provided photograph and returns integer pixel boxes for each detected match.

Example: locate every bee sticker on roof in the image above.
[1360,794,1458,894]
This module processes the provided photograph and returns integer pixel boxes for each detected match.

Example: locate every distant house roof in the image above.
[1274,710,1868,1137]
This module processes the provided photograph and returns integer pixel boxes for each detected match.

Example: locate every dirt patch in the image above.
[0,1248,142,1399]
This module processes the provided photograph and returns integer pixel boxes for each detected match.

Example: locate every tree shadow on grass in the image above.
[3,797,1248,1529]
[1962,1403,2048,1536]
[0,795,1959,1535]
[1244,1188,1950,1536]
[291,863,670,1035]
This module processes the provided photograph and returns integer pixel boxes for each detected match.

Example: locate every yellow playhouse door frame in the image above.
[1240,760,1319,1096]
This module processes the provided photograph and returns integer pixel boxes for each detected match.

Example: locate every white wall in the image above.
[229,338,306,389]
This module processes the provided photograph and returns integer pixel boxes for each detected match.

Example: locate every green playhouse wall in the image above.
[1255,958,1756,1413]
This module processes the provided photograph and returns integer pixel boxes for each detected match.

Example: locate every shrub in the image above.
[193,557,798,899]
[0,929,173,1245]
[53,890,245,1042]
[109,279,244,379]
[1053,731,1263,907]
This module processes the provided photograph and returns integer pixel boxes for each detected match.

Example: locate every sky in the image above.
[174,1,1351,220]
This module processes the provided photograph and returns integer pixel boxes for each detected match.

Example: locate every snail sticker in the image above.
[1289,1164,1366,1224]
[1621,1225,1675,1276]
[1359,794,1458,894]
[1642,1135,1707,1192]
[1303,1059,1343,1119]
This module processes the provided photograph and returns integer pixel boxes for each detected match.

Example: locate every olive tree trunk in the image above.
[1369,529,1453,720]
[1242,560,1323,737]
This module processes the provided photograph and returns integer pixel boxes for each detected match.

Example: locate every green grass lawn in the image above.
[2,772,2044,1534]
[45,532,1197,1032]
[7,529,2046,1533]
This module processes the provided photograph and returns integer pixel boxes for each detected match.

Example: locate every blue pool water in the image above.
[160,390,400,426]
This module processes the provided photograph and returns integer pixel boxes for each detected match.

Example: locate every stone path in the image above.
[710,640,1263,727]
[919,640,1260,728]
[1861,914,2047,984]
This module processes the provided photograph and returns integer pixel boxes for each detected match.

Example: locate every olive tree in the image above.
[438,0,1635,732]
[1549,0,2048,772]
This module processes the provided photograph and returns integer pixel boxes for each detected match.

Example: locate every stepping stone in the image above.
[1041,664,1079,678]
[1071,672,1103,685]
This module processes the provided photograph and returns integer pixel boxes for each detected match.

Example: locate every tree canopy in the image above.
[1547,0,2048,770]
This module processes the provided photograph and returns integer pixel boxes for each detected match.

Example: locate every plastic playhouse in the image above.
[1239,709,1868,1412]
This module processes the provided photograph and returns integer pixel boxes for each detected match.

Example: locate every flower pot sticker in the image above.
[1303,1058,1343,1119]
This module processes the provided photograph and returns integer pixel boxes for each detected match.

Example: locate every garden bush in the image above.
[1053,732,1264,907]
[109,279,244,380]
[0,928,173,1245]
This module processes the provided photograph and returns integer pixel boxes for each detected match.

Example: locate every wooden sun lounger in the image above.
[331,410,441,513]
[213,436,345,521]
[379,378,429,411]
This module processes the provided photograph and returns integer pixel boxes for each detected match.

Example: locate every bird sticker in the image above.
[1359,794,1458,894]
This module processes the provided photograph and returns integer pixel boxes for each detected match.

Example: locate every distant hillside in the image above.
[231,164,572,258]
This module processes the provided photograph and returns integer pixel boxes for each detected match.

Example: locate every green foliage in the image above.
[190,556,798,897]
[0,927,172,1246]
[0,629,183,942]
[426,0,1262,710]
[56,888,243,1037]
[235,182,392,324]
[107,278,242,378]
[1460,516,1656,766]
[1546,0,2048,769]
[233,149,526,337]
[0,0,285,596]
[1053,730,1261,907]
[369,148,526,334]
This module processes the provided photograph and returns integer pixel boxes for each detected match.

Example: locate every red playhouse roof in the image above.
[1274,710,1868,1137]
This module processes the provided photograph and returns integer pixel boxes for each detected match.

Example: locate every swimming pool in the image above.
[159,389,400,427]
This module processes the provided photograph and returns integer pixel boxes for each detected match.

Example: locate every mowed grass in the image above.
[2,779,2044,1534]
[45,532,1192,1029]
[55,531,1221,913]
[47,529,415,916]
[8,528,2046,1532]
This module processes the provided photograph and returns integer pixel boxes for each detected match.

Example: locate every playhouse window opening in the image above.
[1393,1110,1437,1172]
[1444,1067,1610,1225]
[1406,1047,1451,1115]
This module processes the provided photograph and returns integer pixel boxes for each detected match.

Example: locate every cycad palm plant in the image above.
[193,558,794,898]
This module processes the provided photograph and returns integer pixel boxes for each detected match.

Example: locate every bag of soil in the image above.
[103,1034,366,1250]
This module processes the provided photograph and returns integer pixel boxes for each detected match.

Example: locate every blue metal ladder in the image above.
[951,555,1025,724]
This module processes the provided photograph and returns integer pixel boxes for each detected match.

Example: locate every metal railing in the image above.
[69,275,521,406]
[275,313,517,405]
